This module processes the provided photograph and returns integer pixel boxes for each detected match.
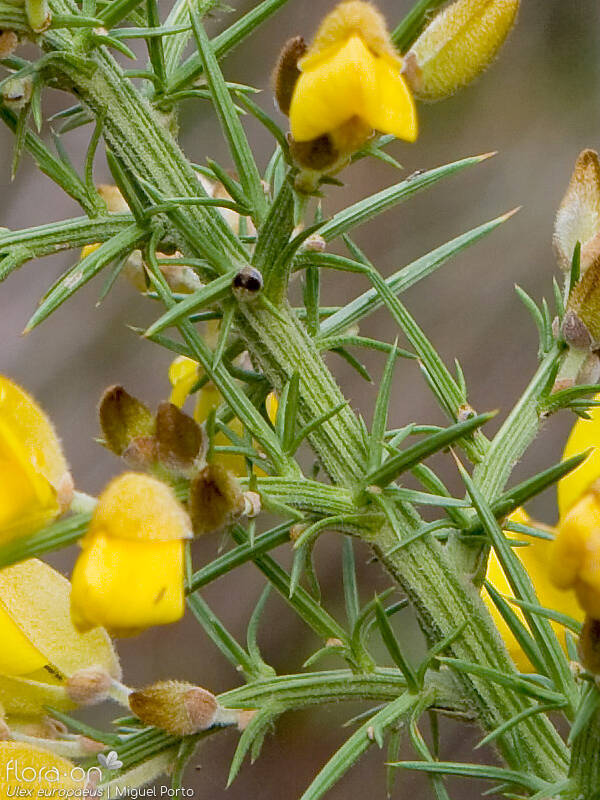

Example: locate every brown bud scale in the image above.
[189,464,244,536]
[273,36,306,116]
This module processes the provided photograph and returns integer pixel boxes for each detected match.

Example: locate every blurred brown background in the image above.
[1,0,599,796]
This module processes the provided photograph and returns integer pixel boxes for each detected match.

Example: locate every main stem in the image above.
[36,10,567,785]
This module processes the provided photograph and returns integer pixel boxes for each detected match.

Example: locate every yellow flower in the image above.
[0,559,119,718]
[70,473,192,637]
[557,394,600,519]
[288,1,417,152]
[0,376,72,543]
[549,493,600,620]
[484,509,583,671]
[0,742,86,795]
[168,356,278,476]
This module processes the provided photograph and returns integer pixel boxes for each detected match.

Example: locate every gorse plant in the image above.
[0,0,600,797]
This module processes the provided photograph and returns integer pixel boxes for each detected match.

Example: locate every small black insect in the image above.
[232,266,263,301]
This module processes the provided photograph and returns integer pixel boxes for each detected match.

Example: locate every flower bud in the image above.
[273,36,307,115]
[129,681,218,735]
[65,666,113,706]
[405,0,519,102]
[25,0,50,32]
[155,402,205,475]
[189,464,245,536]
[98,385,155,457]
[578,615,600,675]
[2,76,32,113]
[554,150,600,274]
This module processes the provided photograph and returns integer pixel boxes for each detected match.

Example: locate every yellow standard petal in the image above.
[71,535,185,637]
[485,508,583,671]
[0,377,72,541]
[557,393,600,518]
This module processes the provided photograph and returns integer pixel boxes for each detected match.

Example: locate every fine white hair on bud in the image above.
[66,667,114,706]
[129,681,218,735]
[554,149,600,274]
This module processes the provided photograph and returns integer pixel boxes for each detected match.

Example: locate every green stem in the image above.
[25,6,568,783]
[569,705,600,795]
[234,301,568,780]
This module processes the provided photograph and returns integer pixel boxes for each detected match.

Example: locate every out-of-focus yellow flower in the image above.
[484,508,583,671]
[557,394,600,519]
[0,376,72,542]
[288,1,417,152]
[0,559,119,718]
[0,743,86,794]
[168,356,278,476]
[70,473,192,637]
[549,493,600,620]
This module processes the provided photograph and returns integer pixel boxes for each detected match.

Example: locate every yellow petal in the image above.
[0,674,70,716]
[0,611,47,676]
[89,473,192,543]
[365,57,417,142]
[0,377,71,541]
[71,534,185,636]
[168,356,200,408]
[81,242,101,259]
[290,35,377,143]
[558,393,600,517]
[549,494,600,591]
[194,385,247,475]
[0,559,120,680]
[484,509,583,671]
[265,392,279,426]
[0,742,85,794]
